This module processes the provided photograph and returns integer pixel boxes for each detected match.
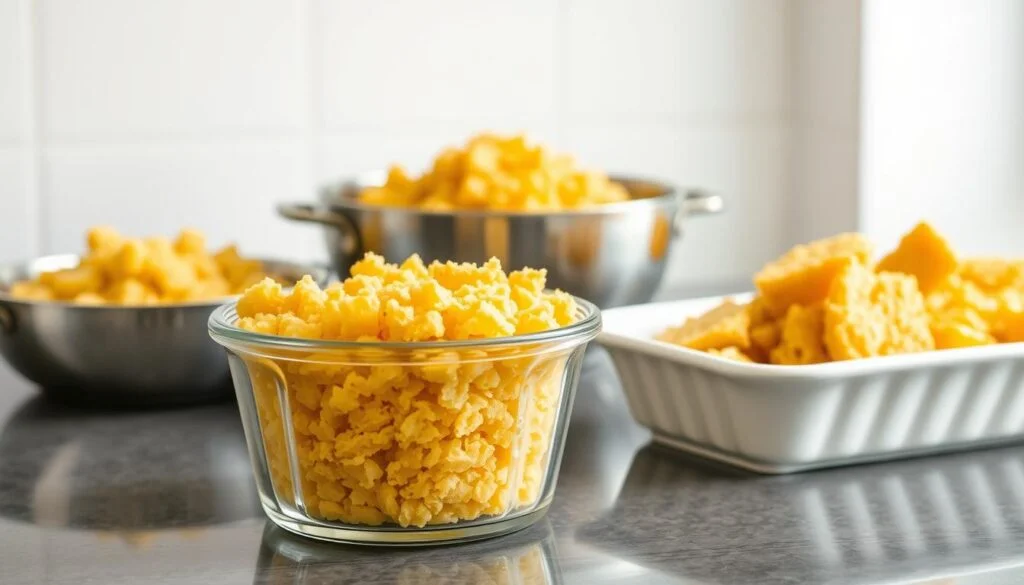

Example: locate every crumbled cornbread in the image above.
[359,133,629,211]
[824,262,934,360]
[660,222,1024,364]
[745,297,782,361]
[876,222,957,293]
[932,319,994,350]
[959,258,1024,293]
[748,321,782,361]
[771,304,829,365]
[234,253,578,528]
[754,233,873,313]
[8,227,264,305]
[655,299,749,351]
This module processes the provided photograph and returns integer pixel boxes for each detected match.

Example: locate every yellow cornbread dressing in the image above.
[660,221,1024,364]
[359,133,629,211]
[9,227,265,305]
[235,253,577,528]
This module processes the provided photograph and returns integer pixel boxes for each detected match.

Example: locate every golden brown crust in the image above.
[770,304,829,365]
[657,300,751,351]
[824,263,934,360]
[876,222,958,293]
[754,233,873,313]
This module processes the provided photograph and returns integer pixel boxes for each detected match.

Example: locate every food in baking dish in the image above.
[658,222,1024,364]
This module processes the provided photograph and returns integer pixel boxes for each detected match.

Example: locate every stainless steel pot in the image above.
[0,256,329,407]
[279,173,722,308]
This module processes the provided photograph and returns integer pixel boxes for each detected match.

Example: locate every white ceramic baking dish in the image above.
[598,295,1024,473]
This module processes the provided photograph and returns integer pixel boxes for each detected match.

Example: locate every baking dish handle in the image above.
[673,190,724,233]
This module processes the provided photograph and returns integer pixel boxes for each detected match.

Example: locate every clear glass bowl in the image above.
[208,298,600,545]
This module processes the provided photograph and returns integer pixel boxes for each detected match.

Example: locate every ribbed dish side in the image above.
[608,345,1024,468]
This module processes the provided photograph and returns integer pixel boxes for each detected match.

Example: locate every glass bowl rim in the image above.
[208,294,601,351]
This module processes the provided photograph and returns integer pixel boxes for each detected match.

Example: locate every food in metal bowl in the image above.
[0,234,326,405]
[9,227,265,305]
[358,133,629,211]
[279,134,723,308]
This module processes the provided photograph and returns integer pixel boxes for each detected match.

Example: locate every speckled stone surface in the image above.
[3,347,1024,584]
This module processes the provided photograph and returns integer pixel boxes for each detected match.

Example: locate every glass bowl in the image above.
[208,297,600,545]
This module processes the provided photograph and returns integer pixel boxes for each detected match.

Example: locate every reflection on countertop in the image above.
[257,520,560,585]
[5,348,1024,583]
[577,442,1024,584]
[0,396,260,536]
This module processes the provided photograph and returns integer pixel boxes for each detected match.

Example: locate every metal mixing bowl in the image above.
[278,173,723,308]
[0,255,329,407]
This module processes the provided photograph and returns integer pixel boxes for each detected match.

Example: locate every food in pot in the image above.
[358,133,629,211]
[235,253,577,527]
[8,227,265,305]
[658,222,1024,363]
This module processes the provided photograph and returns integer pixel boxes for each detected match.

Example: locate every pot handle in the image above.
[278,203,351,228]
[673,189,724,233]
[277,203,362,257]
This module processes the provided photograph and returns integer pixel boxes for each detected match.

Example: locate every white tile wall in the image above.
[0,149,35,262]
[861,0,1024,255]
[317,0,557,129]
[564,0,792,124]
[0,0,31,143]
[42,143,318,259]
[38,0,306,139]
[790,0,862,243]
[1,0,795,288]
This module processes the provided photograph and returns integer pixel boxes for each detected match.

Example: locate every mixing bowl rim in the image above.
[315,171,682,218]
[208,294,601,351]
[0,254,331,310]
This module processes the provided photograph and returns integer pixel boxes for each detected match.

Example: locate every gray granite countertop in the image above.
[3,347,1024,584]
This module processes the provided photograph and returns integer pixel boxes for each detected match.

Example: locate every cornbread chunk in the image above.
[747,296,777,327]
[960,258,1024,293]
[770,304,829,365]
[656,300,750,351]
[824,262,934,360]
[744,297,781,361]
[990,290,1024,341]
[932,321,994,349]
[754,233,873,312]
[926,275,998,318]
[929,301,994,349]
[707,346,753,362]
[998,311,1024,343]
[749,321,781,360]
[876,222,957,293]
